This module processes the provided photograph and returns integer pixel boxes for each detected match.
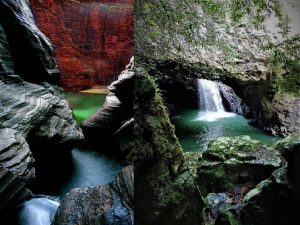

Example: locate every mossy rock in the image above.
[195,136,284,195]
[216,166,299,225]
[274,132,300,157]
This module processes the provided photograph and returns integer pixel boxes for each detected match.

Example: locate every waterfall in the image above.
[197,79,225,112]
[196,79,234,122]
[18,198,59,225]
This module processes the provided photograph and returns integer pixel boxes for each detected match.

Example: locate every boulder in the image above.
[189,136,283,196]
[215,133,300,225]
[216,166,298,225]
[52,165,134,225]
[219,82,249,117]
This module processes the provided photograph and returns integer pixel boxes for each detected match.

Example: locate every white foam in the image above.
[193,111,236,122]
[18,198,59,225]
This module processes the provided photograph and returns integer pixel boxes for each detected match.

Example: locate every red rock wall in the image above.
[30,0,133,91]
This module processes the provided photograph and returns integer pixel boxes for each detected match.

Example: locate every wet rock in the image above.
[274,132,300,157]
[191,136,283,196]
[52,165,134,225]
[204,193,231,220]
[0,75,83,144]
[275,133,300,207]
[219,82,249,117]
[0,0,83,213]
[247,93,300,136]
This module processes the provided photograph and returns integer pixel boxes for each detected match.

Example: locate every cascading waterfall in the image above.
[197,79,225,112]
[196,79,234,122]
[18,198,59,225]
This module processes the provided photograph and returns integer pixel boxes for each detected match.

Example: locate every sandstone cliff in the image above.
[30,0,134,90]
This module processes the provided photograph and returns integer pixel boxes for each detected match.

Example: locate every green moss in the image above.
[266,36,300,96]
[274,132,300,154]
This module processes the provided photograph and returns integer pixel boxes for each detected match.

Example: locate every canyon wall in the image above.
[30,0,134,91]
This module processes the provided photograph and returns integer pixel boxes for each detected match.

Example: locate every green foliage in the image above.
[266,36,300,96]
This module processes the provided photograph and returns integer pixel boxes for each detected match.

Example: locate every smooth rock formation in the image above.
[0,76,83,142]
[81,58,133,156]
[30,0,134,90]
[53,165,133,225]
[0,0,59,83]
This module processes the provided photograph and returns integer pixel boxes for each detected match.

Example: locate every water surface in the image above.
[172,110,282,152]
[64,92,106,123]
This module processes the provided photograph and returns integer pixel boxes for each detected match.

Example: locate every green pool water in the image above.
[64,92,106,123]
[172,110,282,152]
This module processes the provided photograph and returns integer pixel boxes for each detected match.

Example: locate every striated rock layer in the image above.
[30,0,134,90]
[0,0,83,216]
[81,57,134,157]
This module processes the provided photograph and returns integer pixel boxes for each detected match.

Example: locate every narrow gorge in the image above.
[0,0,133,224]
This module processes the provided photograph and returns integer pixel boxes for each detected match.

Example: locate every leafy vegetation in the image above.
[266,36,300,96]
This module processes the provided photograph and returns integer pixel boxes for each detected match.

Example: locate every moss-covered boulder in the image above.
[192,136,284,196]
[216,166,299,225]
[274,132,300,157]
[215,133,300,225]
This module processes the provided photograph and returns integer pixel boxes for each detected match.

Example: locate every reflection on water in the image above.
[58,148,123,196]
[64,92,106,123]
[172,110,282,152]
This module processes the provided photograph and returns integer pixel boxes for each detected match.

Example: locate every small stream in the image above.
[17,91,123,225]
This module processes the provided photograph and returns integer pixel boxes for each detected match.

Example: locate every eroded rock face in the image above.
[53,165,134,225]
[0,0,59,83]
[0,166,32,219]
[0,0,83,216]
[227,78,300,136]
[219,82,249,117]
[0,128,35,183]
[30,0,134,90]
[81,58,133,157]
